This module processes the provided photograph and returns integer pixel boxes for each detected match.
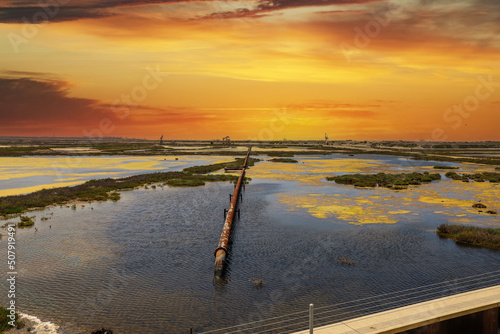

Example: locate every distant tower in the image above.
[222,136,231,146]
[159,135,163,145]
[325,133,329,146]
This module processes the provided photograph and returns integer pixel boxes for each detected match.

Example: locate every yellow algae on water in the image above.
[447,217,500,227]
[0,155,232,197]
[418,196,471,208]
[352,216,398,225]
[277,193,401,225]
[309,205,351,219]
[246,158,411,186]
[388,210,412,214]
[274,173,500,226]
[0,182,84,197]
[246,162,326,185]
[298,159,377,172]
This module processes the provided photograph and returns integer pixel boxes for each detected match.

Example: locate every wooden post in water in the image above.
[214,147,251,277]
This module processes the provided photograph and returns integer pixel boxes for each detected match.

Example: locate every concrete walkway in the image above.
[294,285,500,334]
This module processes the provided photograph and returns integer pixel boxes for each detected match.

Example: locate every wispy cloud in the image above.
[0,0,386,23]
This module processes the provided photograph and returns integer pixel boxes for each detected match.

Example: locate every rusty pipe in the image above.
[214,147,251,276]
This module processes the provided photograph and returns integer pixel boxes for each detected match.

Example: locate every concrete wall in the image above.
[401,307,499,334]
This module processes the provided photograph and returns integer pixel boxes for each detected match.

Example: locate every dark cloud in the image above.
[0,75,212,136]
[198,0,385,20]
[0,0,192,23]
[256,0,383,11]
[0,0,385,23]
[299,0,500,57]
[0,77,116,127]
[0,5,111,23]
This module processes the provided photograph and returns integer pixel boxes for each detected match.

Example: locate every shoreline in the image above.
[1,142,500,166]
[0,157,258,218]
[4,312,60,334]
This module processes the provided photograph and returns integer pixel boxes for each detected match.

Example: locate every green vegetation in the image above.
[183,157,260,174]
[2,141,500,170]
[0,306,24,332]
[327,172,441,189]
[0,146,52,157]
[496,167,500,171]
[445,172,500,183]
[109,192,121,201]
[437,224,500,250]
[164,179,206,187]
[0,159,256,216]
[433,165,459,169]
[164,174,237,187]
[17,216,34,227]
[264,152,295,157]
[269,158,298,163]
[330,146,500,166]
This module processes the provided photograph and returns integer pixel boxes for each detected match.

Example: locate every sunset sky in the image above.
[0,0,499,141]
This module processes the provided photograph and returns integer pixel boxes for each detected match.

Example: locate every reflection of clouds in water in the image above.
[246,155,500,226]
[276,180,500,227]
[247,159,381,185]
[0,181,85,197]
[0,156,230,196]
[247,157,493,186]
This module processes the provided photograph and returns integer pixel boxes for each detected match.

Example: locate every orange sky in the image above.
[0,0,499,141]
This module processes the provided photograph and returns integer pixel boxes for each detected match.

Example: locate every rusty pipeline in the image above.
[214,147,251,277]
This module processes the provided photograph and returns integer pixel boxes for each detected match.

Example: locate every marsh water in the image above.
[1,154,500,333]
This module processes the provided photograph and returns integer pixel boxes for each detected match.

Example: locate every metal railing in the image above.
[196,269,500,334]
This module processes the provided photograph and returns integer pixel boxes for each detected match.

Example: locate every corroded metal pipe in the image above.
[214,147,251,276]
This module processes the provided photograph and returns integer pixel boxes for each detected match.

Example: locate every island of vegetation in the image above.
[0,157,259,217]
[433,165,459,169]
[0,307,24,333]
[17,216,35,228]
[326,172,441,189]
[445,171,500,182]
[269,158,298,163]
[437,224,500,250]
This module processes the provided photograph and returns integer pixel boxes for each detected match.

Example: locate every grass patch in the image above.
[437,224,500,250]
[165,179,206,187]
[265,152,295,157]
[445,172,500,183]
[0,146,52,157]
[0,158,255,216]
[326,172,441,189]
[0,306,24,332]
[433,165,459,169]
[17,216,35,228]
[183,157,259,174]
[269,158,298,163]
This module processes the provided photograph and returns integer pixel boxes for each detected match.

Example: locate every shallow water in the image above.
[0,154,499,333]
[0,155,233,197]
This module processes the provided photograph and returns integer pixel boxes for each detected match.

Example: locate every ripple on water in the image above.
[1,157,500,333]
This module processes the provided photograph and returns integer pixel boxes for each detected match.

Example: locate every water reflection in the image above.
[0,155,499,333]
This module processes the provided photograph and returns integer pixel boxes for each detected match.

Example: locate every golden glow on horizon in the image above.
[0,0,499,140]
